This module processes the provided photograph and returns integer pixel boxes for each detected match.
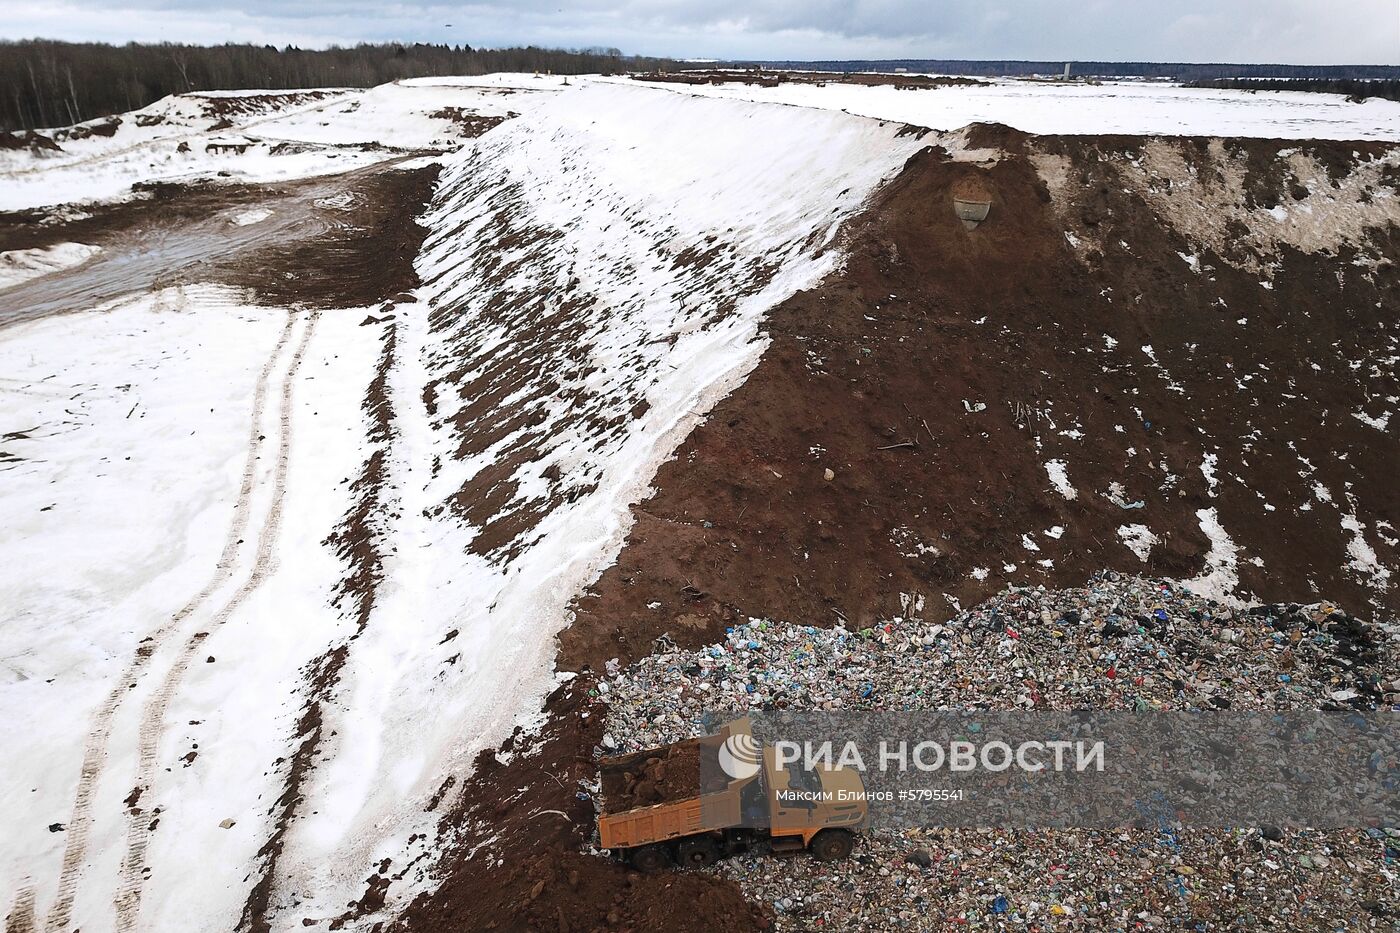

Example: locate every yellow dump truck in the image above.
[596,718,866,871]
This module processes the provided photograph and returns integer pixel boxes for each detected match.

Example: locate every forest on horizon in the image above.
[1,39,679,131]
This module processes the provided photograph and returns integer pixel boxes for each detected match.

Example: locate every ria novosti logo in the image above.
[718,731,764,779]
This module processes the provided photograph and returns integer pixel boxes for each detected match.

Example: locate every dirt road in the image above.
[0,157,434,327]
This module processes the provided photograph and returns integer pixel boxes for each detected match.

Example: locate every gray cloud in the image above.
[1,0,1396,64]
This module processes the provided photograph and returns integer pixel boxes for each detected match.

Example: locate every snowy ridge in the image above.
[598,75,1400,140]
[267,82,926,921]
[0,78,558,211]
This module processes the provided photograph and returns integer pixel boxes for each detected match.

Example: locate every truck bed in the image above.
[599,736,724,814]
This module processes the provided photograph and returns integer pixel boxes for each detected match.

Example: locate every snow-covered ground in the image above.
[0,287,382,932]
[596,74,1400,139]
[0,77,565,211]
[6,73,1395,215]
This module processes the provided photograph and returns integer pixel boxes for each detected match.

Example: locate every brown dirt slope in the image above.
[392,679,766,933]
[564,131,1400,672]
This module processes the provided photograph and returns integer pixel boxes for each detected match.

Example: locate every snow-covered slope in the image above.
[0,80,925,930]
[263,80,928,923]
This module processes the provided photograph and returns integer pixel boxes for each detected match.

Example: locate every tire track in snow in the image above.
[113,311,319,932]
[38,309,297,933]
[4,884,37,933]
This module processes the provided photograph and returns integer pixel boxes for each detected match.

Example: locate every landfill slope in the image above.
[260,83,928,926]
[403,127,1400,931]
[3,74,1399,933]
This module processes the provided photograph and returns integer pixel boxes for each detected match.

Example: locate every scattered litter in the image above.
[1105,481,1145,510]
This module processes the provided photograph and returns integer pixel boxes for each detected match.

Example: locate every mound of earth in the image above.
[599,740,707,813]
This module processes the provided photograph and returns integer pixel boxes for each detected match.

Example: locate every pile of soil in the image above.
[191,90,338,120]
[54,117,120,141]
[600,741,706,813]
[429,107,511,137]
[0,129,61,152]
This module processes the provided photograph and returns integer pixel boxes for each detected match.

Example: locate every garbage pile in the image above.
[595,573,1400,929]
[711,824,1400,930]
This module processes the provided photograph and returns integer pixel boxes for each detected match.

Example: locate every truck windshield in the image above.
[787,766,824,795]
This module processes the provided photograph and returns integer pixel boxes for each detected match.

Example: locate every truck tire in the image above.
[677,837,722,868]
[810,829,855,862]
[630,844,672,873]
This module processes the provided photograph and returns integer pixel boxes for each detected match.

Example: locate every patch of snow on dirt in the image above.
[1340,513,1391,591]
[230,208,272,226]
[1045,459,1076,500]
[1178,507,1243,604]
[1353,409,1391,431]
[1201,452,1220,497]
[1117,524,1159,562]
[0,242,101,289]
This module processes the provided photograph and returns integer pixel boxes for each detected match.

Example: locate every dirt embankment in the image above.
[213,164,441,307]
[392,679,766,933]
[634,70,985,90]
[403,131,1399,932]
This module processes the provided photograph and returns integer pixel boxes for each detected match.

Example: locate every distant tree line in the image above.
[1,39,680,131]
[1186,77,1400,103]
[737,60,1400,82]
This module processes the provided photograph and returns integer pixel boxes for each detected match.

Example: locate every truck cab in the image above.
[765,745,867,852]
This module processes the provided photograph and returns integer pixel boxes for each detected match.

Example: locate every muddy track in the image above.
[113,311,319,931]
[0,159,437,328]
[25,309,298,933]
[2,887,35,933]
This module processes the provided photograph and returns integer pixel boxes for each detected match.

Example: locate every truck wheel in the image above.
[630,844,672,873]
[677,837,722,868]
[810,829,854,862]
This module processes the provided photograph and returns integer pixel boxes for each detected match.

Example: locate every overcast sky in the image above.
[2,0,1398,64]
